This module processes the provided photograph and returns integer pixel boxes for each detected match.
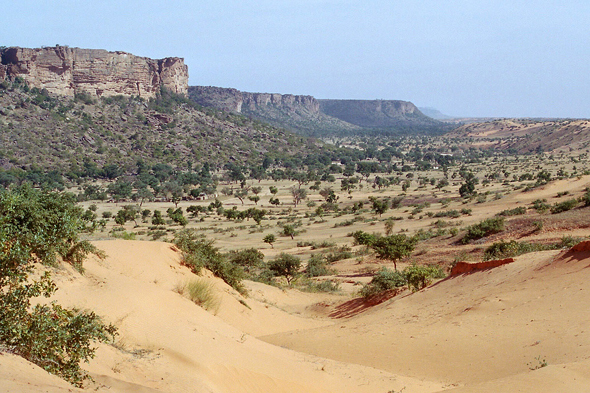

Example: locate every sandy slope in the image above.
[0,240,442,393]
[262,248,590,392]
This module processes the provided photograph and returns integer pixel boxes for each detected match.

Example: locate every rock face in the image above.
[189,86,319,114]
[189,86,449,136]
[0,46,188,98]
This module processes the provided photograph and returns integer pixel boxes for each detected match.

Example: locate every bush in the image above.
[173,230,245,294]
[484,240,550,260]
[306,254,334,277]
[361,267,406,298]
[550,199,578,214]
[403,264,445,292]
[461,217,505,244]
[304,279,340,292]
[184,279,220,312]
[531,199,550,213]
[351,230,378,246]
[498,206,527,216]
[226,248,264,274]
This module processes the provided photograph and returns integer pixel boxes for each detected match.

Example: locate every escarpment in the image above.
[0,46,188,98]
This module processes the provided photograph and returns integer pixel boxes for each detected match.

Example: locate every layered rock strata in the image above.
[0,46,188,98]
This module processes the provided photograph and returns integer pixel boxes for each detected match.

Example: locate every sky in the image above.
[2,0,589,118]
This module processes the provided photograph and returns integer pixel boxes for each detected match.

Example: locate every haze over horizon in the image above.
[2,0,589,119]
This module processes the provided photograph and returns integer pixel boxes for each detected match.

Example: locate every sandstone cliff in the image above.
[0,46,188,98]
[189,86,319,114]
[189,86,450,136]
[189,86,359,136]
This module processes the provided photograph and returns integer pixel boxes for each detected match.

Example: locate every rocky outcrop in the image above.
[0,46,188,98]
[450,258,515,276]
[188,86,319,114]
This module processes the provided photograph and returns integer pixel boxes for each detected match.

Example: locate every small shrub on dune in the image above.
[184,279,220,312]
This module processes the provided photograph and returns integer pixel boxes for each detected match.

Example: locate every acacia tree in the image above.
[263,234,276,248]
[268,253,301,285]
[370,234,417,271]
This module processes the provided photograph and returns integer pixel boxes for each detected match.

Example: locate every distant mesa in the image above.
[0,46,188,98]
[189,86,449,136]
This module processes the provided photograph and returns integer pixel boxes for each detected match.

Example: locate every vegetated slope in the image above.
[0,82,318,173]
[262,248,590,392]
[188,86,452,137]
[0,240,443,393]
[449,118,590,153]
[318,99,451,135]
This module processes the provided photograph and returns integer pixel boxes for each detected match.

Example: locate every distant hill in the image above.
[189,86,453,137]
[418,107,453,120]
[448,118,590,153]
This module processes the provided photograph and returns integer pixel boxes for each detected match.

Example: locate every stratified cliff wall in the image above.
[188,86,319,114]
[0,46,188,98]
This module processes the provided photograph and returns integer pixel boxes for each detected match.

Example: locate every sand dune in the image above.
[0,240,441,393]
[3,239,590,392]
[263,248,590,392]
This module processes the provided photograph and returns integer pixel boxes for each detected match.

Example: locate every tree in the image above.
[248,195,260,205]
[226,248,264,274]
[115,205,139,226]
[107,179,132,201]
[235,188,248,205]
[162,181,183,207]
[0,185,116,386]
[263,234,276,248]
[268,253,301,284]
[370,234,417,270]
[152,210,165,225]
[369,196,389,217]
[291,187,307,207]
[283,224,297,239]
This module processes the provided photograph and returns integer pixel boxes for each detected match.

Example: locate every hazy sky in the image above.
[2,1,589,118]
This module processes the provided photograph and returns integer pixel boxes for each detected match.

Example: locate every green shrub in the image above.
[403,264,445,292]
[351,230,378,246]
[484,240,551,260]
[462,217,505,244]
[560,235,583,248]
[173,230,245,294]
[361,267,406,298]
[531,199,550,213]
[304,279,340,292]
[433,210,461,218]
[498,206,527,216]
[550,199,578,214]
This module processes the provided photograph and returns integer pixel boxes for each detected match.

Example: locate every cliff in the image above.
[189,86,319,113]
[189,86,450,136]
[189,86,360,136]
[0,46,188,98]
